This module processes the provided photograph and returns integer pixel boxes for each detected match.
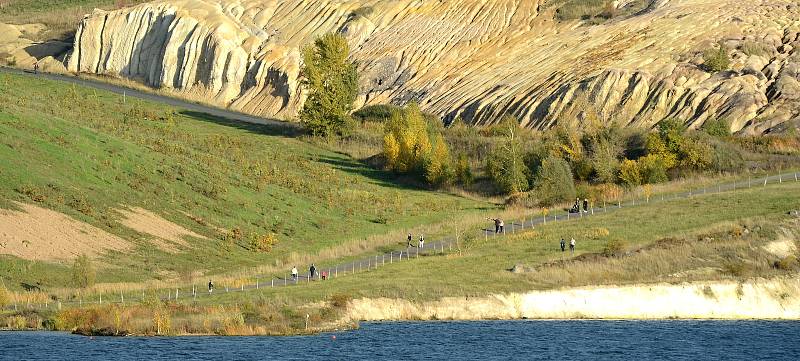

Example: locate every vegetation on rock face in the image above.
[703,44,731,73]
[300,33,359,137]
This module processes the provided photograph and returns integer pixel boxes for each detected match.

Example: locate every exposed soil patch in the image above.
[0,202,130,261]
[117,207,205,253]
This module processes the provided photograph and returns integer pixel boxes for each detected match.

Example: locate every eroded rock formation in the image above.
[67,0,800,133]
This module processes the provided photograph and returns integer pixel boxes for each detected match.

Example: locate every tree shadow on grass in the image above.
[178,110,458,194]
[315,155,428,191]
[179,110,302,138]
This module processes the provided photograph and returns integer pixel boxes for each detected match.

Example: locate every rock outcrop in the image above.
[67,0,800,133]
[0,22,68,73]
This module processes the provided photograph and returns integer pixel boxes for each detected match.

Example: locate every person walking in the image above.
[208,280,214,293]
[291,266,298,280]
[569,238,576,255]
[418,235,425,249]
[490,218,500,233]
[560,238,566,253]
[499,219,505,234]
[310,264,317,280]
[407,232,413,247]
[583,198,589,213]
[321,270,328,280]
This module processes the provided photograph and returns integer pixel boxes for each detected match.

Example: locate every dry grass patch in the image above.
[0,202,129,261]
[117,207,205,252]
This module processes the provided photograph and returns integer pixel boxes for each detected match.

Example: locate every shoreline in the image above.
[346,276,800,322]
[4,276,798,337]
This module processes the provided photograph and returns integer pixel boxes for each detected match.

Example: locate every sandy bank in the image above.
[346,276,800,321]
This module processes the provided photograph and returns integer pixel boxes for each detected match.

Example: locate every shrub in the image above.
[454,153,474,186]
[532,156,576,206]
[602,239,627,257]
[619,158,642,187]
[68,194,94,216]
[249,233,279,253]
[675,136,713,170]
[330,293,352,308]
[300,33,359,137]
[424,132,453,187]
[703,44,730,73]
[709,139,745,172]
[774,255,799,270]
[16,184,46,202]
[637,154,670,184]
[383,103,431,173]
[0,284,10,308]
[353,104,399,122]
[71,254,96,288]
[702,118,732,137]
[722,261,749,277]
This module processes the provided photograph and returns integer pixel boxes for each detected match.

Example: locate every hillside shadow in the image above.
[179,111,434,192]
[179,110,301,138]
[315,155,427,191]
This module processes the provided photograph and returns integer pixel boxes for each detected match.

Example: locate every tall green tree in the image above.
[72,254,96,288]
[532,156,576,206]
[300,33,359,136]
[487,117,529,194]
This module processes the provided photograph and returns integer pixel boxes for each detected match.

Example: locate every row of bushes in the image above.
[480,116,751,206]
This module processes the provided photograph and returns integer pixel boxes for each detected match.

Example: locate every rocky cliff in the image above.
[67,0,800,133]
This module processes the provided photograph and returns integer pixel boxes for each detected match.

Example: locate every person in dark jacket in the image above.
[208,280,214,293]
[560,238,566,252]
[310,264,317,279]
[583,198,589,213]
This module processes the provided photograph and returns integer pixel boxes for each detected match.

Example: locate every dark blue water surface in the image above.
[2,320,799,360]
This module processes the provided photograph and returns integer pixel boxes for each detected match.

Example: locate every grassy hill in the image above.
[0,71,492,290]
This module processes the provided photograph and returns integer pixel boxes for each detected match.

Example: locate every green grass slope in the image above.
[211,180,800,304]
[0,72,490,289]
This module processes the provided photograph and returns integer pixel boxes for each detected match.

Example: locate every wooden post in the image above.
[256,279,259,289]
[764,178,768,186]
[99,293,102,305]
[390,253,393,263]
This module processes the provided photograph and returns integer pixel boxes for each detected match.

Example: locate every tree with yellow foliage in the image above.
[382,103,452,187]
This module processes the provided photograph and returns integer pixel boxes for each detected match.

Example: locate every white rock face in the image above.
[346,276,800,321]
[67,0,800,132]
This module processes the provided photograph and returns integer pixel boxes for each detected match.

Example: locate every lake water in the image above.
[2,320,799,360]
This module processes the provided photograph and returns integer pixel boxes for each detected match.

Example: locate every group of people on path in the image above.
[291,264,329,281]
[490,218,505,233]
[407,232,425,248]
[570,198,590,214]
